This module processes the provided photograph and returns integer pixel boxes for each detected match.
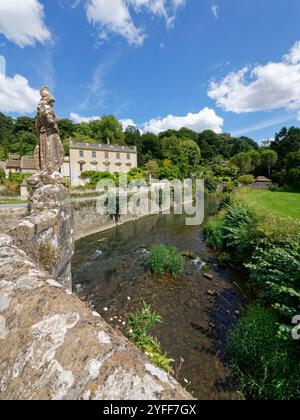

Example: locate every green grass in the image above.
[242,190,300,221]
[0,200,26,205]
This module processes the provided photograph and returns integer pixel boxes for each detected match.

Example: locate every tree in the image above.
[260,149,278,178]
[140,133,162,164]
[58,119,74,140]
[272,127,300,164]
[145,160,160,178]
[89,115,125,145]
[285,151,300,190]
[231,152,252,174]
[11,131,38,156]
[14,117,35,134]
[125,126,141,146]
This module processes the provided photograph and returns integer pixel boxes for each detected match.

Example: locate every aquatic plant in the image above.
[147,245,185,278]
[127,302,174,374]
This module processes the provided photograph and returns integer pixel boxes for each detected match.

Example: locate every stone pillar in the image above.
[9,177,74,291]
[20,181,28,201]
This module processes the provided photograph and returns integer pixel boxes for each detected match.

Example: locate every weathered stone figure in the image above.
[34,87,65,176]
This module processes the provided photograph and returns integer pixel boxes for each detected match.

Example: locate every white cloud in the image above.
[120,118,135,130]
[0,56,6,76]
[0,73,39,113]
[143,107,224,134]
[70,113,101,123]
[86,0,186,46]
[208,40,300,114]
[86,0,145,46]
[0,0,51,48]
[70,108,223,134]
[211,4,219,19]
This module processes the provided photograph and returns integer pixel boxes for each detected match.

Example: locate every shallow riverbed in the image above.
[72,199,244,400]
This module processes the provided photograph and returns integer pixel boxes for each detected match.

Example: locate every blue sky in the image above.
[0,0,300,142]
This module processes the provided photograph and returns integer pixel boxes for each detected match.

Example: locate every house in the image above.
[250,176,272,190]
[69,141,138,186]
[4,141,138,187]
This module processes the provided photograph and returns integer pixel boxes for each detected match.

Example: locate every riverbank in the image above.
[203,192,300,400]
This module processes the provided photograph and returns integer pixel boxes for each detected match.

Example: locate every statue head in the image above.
[40,86,55,105]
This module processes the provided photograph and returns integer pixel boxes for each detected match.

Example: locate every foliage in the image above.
[238,175,255,185]
[222,201,259,259]
[7,172,32,186]
[203,216,225,250]
[230,152,252,174]
[148,245,185,278]
[127,302,174,373]
[246,244,300,338]
[223,179,235,193]
[260,149,278,178]
[204,175,219,193]
[145,160,160,178]
[227,305,300,400]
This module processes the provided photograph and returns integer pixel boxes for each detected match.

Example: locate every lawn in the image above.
[242,190,300,221]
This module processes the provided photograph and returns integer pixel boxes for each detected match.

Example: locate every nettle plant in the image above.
[126,302,174,373]
[247,242,300,339]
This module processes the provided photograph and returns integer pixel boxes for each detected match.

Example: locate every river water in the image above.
[72,198,244,400]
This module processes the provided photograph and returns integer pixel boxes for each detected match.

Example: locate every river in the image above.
[72,198,244,400]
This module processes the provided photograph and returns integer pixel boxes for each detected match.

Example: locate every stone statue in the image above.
[34,87,65,175]
[28,87,67,211]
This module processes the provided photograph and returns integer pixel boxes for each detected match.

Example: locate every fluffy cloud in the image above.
[70,108,223,134]
[143,107,223,134]
[0,73,39,113]
[0,0,51,47]
[86,0,186,46]
[208,41,300,114]
[120,118,135,130]
[70,113,101,123]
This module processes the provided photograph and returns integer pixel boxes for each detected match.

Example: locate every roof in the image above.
[255,176,272,182]
[69,141,137,154]
[20,157,37,170]
[5,160,21,169]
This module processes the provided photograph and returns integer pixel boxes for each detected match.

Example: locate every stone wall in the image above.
[73,198,176,241]
[0,207,28,234]
[0,233,191,400]
[9,184,74,290]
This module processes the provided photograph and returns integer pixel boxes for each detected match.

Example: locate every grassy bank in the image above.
[241,189,300,220]
[203,193,300,400]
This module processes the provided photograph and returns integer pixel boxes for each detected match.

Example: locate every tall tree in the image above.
[260,149,278,178]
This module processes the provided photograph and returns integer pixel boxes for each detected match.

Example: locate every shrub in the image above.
[205,175,219,193]
[127,302,174,373]
[246,243,300,338]
[227,305,300,400]
[147,245,185,278]
[167,246,185,278]
[223,202,259,259]
[148,245,169,275]
[238,175,255,185]
[223,179,235,193]
[203,216,225,250]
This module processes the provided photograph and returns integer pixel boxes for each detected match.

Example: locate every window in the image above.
[127,153,131,160]
[79,150,84,158]
[105,152,109,160]
[91,165,97,171]
[80,164,84,172]
[92,151,97,159]
[116,152,120,160]
[105,165,110,172]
